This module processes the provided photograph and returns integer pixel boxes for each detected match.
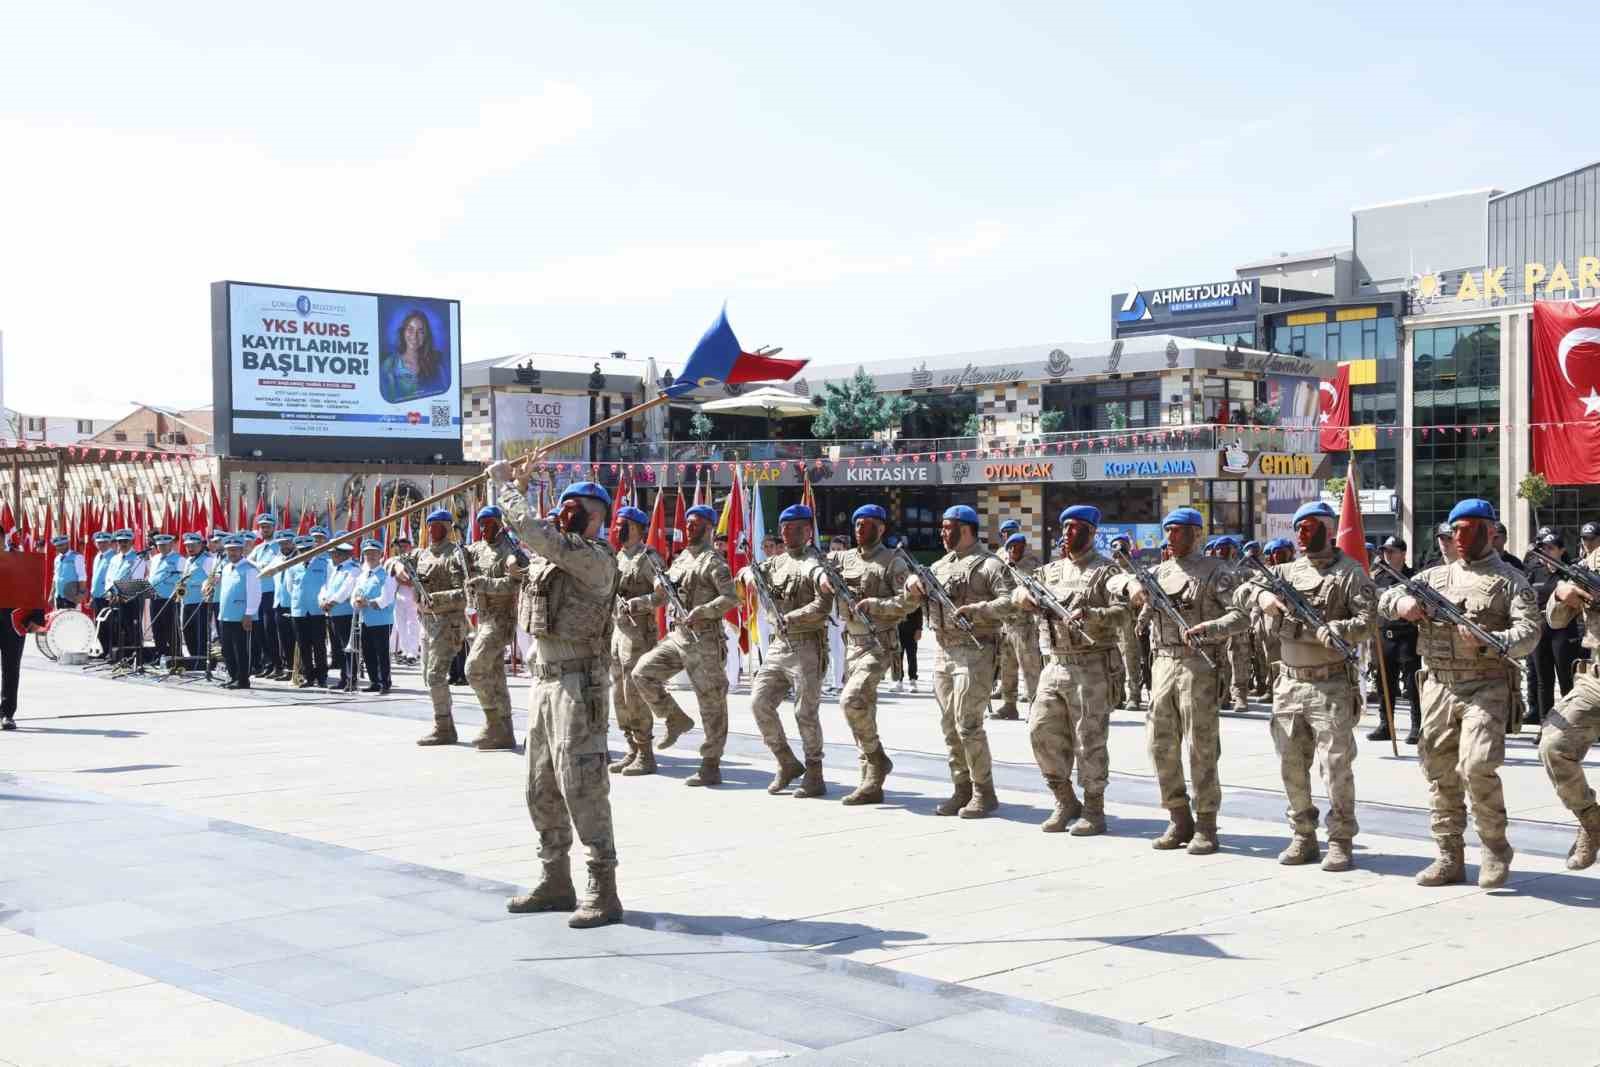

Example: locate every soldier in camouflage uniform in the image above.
[411,509,470,747]
[1212,536,1253,714]
[608,505,676,778]
[632,503,740,787]
[1380,498,1540,889]
[739,504,834,797]
[1108,533,1143,710]
[1014,505,1129,836]
[993,531,1044,721]
[818,503,916,806]
[1538,545,1600,871]
[1125,507,1246,854]
[462,505,521,751]
[911,505,1017,819]
[1242,541,1272,696]
[1235,502,1376,872]
[488,471,622,928]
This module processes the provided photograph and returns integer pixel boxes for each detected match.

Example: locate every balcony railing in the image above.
[595,423,1323,464]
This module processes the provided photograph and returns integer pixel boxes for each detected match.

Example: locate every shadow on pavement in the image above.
[10,725,147,738]
[634,911,930,954]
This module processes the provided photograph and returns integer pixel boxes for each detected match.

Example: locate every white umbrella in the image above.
[698,386,817,419]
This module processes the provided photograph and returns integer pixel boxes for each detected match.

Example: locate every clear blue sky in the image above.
[1,2,1594,417]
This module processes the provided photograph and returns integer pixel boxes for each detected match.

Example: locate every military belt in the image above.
[1280,662,1350,682]
[535,656,602,680]
[1048,647,1117,665]
[1425,665,1505,683]
[846,627,896,645]
[1152,645,1211,660]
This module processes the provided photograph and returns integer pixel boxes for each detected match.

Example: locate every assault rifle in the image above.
[1372,558,1510,659]
[1112,547,1217,668]
[895,545,980,647]
[1243,555,1359,662]
[745,557,790,642]
[641,551,700,643]
[807,547,881,652]
[1546,555,1600,601]
[1005,561,1090,644]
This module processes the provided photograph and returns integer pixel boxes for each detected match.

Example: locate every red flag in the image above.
[1532,301,1600,484]
[297,490,314,536]
[608,467,632,549]
[1317,364,1351,452]
[210,483,224,534]
[671,482,687,563]
[41,509,55,603]
[645,488,670,638]
[1336,457,1369,572]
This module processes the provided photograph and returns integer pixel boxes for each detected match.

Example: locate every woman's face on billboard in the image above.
[403,315,426,354]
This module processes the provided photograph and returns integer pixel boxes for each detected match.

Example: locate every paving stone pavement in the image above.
[4,647,1600,1065]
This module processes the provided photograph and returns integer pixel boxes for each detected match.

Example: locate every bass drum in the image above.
[44,609,99,659]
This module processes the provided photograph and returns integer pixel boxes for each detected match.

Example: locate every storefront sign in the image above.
[983,461,1055,482]
[1256,453,1317,477]
[1413,259,1600,307]
[1112,278,1261,328]
[1101,457,1201,479]
[1219,447,1333,480]
[842,463,935,483]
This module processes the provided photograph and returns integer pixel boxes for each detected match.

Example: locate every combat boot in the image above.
[1187,813,1219,855]
[473,718,516,751]
[1071,791,1106,836]
[1415,836,1466,886]
[1479,838,1514,889]
[1231,694,1250,715]
[934,781,973,816]
[768,747,805,795]
[841,747,892,806]
[1323,838,1354,873]
[959,781,999,819]
[793,759,826,798]
[660,708,696,749]
[621,740,656,777]
[1040,780,1083,833]
[506,859,577,913]
[989,705,1021,722]
[610,737,639,774]
[568,865,623,929]
[1152,805,1194,850]
[686,758,721,787]
[1278,833,1319,865]
[1367,719,1393,742]
[1568,805,1600,870]
[416,717,457,746]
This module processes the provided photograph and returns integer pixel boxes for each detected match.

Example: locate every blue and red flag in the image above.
[667,308,807,396]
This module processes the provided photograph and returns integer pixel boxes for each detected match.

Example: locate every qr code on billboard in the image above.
[430,403,450,428]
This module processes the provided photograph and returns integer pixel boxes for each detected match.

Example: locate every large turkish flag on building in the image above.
[1318,364,1351,451]
[1532,301,1600,485]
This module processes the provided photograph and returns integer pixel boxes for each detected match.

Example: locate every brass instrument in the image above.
[344,570,365,693]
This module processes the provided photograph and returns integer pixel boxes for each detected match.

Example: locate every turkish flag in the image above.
[1336,455,1369,573]
[1318,364,1351,452]
[1532,301,1600,485]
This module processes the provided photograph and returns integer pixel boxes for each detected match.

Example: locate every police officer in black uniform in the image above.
[1526,528,1573,728]
[1370,535,1420,744]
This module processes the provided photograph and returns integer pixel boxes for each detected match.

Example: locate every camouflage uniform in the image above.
[1538,545,1600,869]
[829,541,915,804]
[926,545,1016,816]
[464,533,523,748]
[1026,546,1129,834]
[1379,549,1539,887]
[631,540,739,784]
[1140,550,1246,852]
[997,552,1044,719]
[609,543,676,772]
[1235,548,1375,869]
[496,481,622,927]
[746,549,834,794]
[1224,626,1253,711]
[412,542,468,743]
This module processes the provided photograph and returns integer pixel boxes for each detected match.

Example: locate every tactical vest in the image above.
[1040,554,1118,652]
[524,537,616,648]
[1416,559,1515,666]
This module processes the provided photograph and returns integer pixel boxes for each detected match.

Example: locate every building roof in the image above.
[1234,246,1350,272]
[1352,187,1502,213]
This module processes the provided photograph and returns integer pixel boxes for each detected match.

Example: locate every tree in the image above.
[1039,410,1066,434]
[960,413,982,438]
[1518,471,1553,528]
[688,412,714,441]
[810,367,916,440]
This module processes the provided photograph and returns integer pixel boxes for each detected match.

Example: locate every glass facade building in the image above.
[1410,322,1501,541]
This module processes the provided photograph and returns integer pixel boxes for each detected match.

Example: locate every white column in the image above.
[1399,325,1415,552]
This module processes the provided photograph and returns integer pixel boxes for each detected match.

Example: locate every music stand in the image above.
[109,578,153,675]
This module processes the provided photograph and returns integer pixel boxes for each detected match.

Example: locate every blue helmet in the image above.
[1291,501,1337,527]
[1059,505,1101,527]
[425,508,453,524]
[616,505,649,527]
[1243,540,1260,554]
[780,504,814,524]
[1004,532,1026,547]
[560,482,612,508]
[1264,537,1293,554]
[1163,507,1203,528]
[943,505,980,528]
[852,504,888,524]
[476,505,503,522]
[685,504,717,523]
[1447,498,1496,523]
[999,519,1021,535]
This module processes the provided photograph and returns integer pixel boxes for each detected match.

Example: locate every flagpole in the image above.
[1349,454,1400,759]
[262,391,676,578]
